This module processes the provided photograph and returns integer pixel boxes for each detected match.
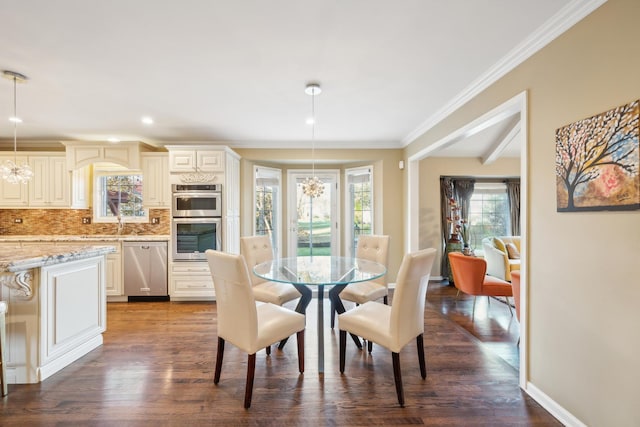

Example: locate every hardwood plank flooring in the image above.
[0,283,558,426]
[427,280,521,370]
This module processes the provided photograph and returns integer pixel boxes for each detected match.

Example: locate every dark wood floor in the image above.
[0,282,558,426]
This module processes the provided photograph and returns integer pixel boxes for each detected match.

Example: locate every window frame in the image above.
[467,182,511,252]
[345,166,373,258]
[253,165,282,258]
[92,165,148,223]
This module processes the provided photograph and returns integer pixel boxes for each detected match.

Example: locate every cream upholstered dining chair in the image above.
[240,235,302,306]
[338,248,436,407]
[241,235,309,350]
[330,235,390,332]
[0,301,7,396]
[205,249,305,409]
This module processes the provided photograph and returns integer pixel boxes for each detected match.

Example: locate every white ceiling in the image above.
[0,0,601,157]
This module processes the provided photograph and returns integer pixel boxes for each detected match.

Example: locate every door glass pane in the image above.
[255,166,281,256]
[296,177,333,256]
[347,167,373,256]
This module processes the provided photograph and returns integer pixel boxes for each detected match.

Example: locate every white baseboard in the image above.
[526,382,586,427]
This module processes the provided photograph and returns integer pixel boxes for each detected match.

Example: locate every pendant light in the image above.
[302,83,324,198]
[1,70,33,184]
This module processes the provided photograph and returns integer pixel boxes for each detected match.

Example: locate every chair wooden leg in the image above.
[244,353,256,409]
[351,333,362,349]
[383,295,388,305]
[296,330,305,373]
[472,296,477,317]
[392,352,404,407]
[339,330,347,373]
[214,337,225,384]
[367,340,373,353]
[416,334,426,379]
[266,345,271,355]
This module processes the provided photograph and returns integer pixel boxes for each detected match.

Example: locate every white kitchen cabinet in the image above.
[169,261,215,301]
[70,165,90,209]
[51,241,123,299]
[168,149,224,173]
[223,151,240,254]
[62,141,143,170]
[28,155,70,207]
[141,153,170,208]
[0,154,29,207]
[104,243,123,298]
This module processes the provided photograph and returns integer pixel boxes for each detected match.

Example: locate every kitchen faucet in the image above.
[116,214,124,235]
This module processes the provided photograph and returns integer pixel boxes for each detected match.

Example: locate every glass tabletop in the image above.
[253,256,386,286]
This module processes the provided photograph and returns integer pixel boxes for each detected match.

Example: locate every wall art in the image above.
[555,99,639,212]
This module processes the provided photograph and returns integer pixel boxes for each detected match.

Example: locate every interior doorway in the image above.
[406,91,528,388]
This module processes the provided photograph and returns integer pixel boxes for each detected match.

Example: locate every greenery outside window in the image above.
[346,166,373,257]
[467,182,510,252]
[93,166,147,223]
[254,166,282,257]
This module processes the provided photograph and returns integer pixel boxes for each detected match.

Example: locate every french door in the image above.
[287,170,340,257]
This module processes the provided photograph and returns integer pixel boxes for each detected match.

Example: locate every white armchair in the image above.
[481,236,521,281]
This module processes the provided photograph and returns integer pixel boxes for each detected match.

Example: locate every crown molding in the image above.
[402,0,608,147]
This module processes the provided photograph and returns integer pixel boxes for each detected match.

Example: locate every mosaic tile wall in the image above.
[0,208,170,236]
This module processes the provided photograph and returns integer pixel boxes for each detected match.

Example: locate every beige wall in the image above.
[406,0,640,425]
[234,148,405,281]
[419,157,520,276]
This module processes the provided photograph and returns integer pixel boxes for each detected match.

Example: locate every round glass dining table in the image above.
[253,256,386,374]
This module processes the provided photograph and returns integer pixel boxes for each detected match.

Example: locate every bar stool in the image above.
[0,301,7,396]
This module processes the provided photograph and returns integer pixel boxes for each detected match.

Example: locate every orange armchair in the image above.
[447,252,513,316]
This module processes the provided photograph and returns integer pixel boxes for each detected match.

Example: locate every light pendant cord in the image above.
[1,70,32,184]
[13,75,18,163]
[311,89,315,177]
[302,83,324,198]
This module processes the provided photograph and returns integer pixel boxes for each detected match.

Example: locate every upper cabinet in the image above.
[62,141,149,170]
[168,149,224,173]
[0,154,29,207]
[141,153,170,208]
[0,153,70,208]
[28,155,70,207]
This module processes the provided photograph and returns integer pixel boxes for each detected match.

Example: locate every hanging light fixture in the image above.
[302,83,324,198]
[1,70,33,184]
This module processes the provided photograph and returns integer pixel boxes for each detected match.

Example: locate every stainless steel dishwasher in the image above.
[123,241,168,299]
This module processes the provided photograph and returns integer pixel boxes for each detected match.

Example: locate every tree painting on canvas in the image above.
[556,99,639,212]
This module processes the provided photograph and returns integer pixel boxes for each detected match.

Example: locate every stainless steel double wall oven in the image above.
[171,184,222,261]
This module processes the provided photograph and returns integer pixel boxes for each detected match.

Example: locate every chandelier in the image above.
[302,83,324,198]
[1,70,33,184]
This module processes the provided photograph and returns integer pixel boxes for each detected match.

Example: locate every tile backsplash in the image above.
[0,208,170,236]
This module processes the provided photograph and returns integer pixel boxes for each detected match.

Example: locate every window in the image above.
[93,166,147,223]
[467,182,510,251]
[254,166,282,257]
[346,167,373,257]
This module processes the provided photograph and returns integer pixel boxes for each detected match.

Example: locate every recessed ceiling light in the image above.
[107,137,120,143]
[306,117,315,125]
[8,116,22,123]
[141,116,154,125]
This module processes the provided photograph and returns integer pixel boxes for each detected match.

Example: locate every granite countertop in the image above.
[0,235,170,242]
[0,244,117,273]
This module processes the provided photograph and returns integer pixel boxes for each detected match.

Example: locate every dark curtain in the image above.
[506,179,521,235]
[440,177,454,276]
[453,179,475,222]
